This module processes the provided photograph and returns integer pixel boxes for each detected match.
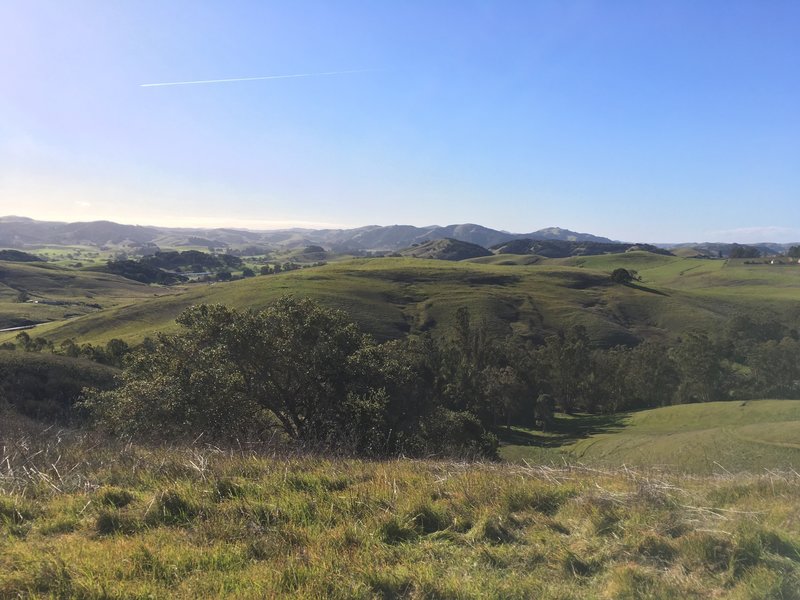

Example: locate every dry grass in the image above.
[1,415,799,599]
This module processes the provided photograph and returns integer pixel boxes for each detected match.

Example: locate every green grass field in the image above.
[501,400,800,474]
[1,416,798,599]
[26,245,114,268]
[0,261,178,330]
[4,252,799,346]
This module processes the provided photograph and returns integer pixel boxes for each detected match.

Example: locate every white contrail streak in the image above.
[141,69,375,88]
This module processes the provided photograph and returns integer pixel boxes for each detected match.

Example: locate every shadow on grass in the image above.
[625,282,670,296]
[500,412,629,449]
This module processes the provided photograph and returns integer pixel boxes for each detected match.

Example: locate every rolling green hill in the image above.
[2,253,799,346]
[501,400,800,473]
[0,260,177,330]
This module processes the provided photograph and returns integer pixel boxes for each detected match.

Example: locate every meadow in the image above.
[1,414,799,599]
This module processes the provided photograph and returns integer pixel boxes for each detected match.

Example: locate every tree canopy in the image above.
[83,297,498,457]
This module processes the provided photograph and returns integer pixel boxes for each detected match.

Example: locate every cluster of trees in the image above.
[610,268,640,284]
[491,320,799,422]
[258,261,327,276]
[80,299,799,456]
[490,315,800,420]
[141,250,243,272]
[0,249,42,262]
[103,250,246,284]
[6,332,131,368]
[83,299,499,457]
[101,249,329,285]
[729,244,762,259]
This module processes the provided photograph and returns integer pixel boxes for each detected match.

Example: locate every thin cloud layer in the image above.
[140,69,376,88]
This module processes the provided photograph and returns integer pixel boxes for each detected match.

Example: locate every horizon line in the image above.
[2,215,799,245]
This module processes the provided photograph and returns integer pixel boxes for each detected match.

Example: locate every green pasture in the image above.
[0,260,176,330]
[501,400,800,474]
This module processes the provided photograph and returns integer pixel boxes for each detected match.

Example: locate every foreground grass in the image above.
[1,420,799,599]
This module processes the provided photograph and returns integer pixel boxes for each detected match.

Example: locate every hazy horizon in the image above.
[2,2,799,243]
[4,213,800,247]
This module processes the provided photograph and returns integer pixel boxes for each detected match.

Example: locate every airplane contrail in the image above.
[140,69,376,88]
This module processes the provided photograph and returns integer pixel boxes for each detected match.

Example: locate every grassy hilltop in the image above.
[3,252,799,347]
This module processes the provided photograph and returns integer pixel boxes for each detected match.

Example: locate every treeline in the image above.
[503,318,800,420]
[5,331,132,368]
[141,250,242,271]
[728,244,762,259]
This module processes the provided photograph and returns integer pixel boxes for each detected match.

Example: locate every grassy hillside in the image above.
[561,252,800,298]
[3,253,799,346]
[0,260,175,330]
[501,400,800,474]
[1,420,798,599]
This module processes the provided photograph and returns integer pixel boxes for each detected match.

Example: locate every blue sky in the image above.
[1,1,798,242]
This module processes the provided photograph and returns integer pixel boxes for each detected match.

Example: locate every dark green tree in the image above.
[671,332,726,403]
[625,339,679,408]
[15,331,32,351]
[538,326,591,413]
[610,268,638,284]
[59,339,81,358]
[748,337,800,398]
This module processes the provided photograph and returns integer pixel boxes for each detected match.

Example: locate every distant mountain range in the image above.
[0,216,796,254]
[0,216,616,251]
[661,241,794,258]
